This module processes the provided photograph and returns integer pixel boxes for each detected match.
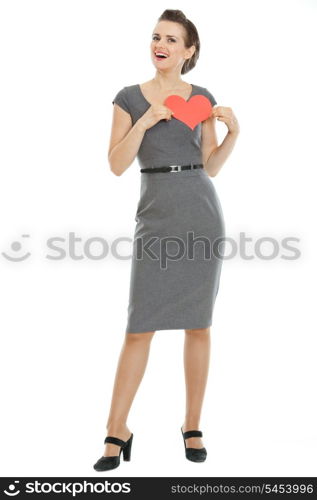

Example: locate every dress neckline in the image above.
[137,83,195,106]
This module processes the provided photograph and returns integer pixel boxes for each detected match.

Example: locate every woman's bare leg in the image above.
[181,327,211,449]
[103,331,155,457]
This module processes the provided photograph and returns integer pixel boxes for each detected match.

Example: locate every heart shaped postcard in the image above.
[164,94,213,130]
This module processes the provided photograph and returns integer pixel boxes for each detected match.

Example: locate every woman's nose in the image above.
[155,46,167,53]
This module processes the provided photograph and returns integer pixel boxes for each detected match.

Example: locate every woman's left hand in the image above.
[212,106,240,135]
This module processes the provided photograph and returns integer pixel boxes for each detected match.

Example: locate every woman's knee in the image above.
[125,331,156,342]
[185,327,210,336]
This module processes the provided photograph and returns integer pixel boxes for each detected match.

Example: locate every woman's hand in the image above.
[212,106,240,135]
[138,104,174,132]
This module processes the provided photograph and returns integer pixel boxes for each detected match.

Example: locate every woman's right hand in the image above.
[138,104,174,131]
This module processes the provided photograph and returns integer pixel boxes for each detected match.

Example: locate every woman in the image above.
[93,9,239,471]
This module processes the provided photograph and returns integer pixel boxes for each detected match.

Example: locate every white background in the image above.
[0,0,316,477]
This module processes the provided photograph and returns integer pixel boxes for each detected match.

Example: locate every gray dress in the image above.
[112,83,225,333]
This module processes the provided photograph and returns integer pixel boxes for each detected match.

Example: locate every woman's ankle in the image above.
[182,420,201,431]
[106,421,130,435]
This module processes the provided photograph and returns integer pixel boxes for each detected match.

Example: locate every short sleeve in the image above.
[112,87,130,114]
[204,88,217,107]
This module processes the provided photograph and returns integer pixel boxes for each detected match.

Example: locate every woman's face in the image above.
[150,20,194,72]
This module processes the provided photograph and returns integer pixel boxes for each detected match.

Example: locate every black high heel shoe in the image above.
[181,427,207,462]
[93,433,133,472]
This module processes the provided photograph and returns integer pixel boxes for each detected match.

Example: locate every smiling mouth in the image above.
[154,52,169,60]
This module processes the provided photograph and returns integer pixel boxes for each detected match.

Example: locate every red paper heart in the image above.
[163,94,213,130]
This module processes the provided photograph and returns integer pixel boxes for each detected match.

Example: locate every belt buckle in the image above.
[170,165,181,173]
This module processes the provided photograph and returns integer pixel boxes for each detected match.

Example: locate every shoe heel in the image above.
[122,433,133,461]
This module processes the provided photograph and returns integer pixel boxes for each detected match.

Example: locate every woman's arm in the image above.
[108,103,173,176]
[205,130,239,177]
[108,105,147,176]
[202,105,240,177]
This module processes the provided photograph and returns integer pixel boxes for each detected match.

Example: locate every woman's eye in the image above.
[152,36,176,42]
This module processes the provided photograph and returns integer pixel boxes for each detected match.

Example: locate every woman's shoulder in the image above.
[112,84,141,115]
[115,84,139,95]
[192,84,217,106]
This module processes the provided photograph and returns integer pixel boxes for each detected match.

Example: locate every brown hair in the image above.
[157,9,200,74]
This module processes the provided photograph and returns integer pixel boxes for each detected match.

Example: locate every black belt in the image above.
[140,164,204,173]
